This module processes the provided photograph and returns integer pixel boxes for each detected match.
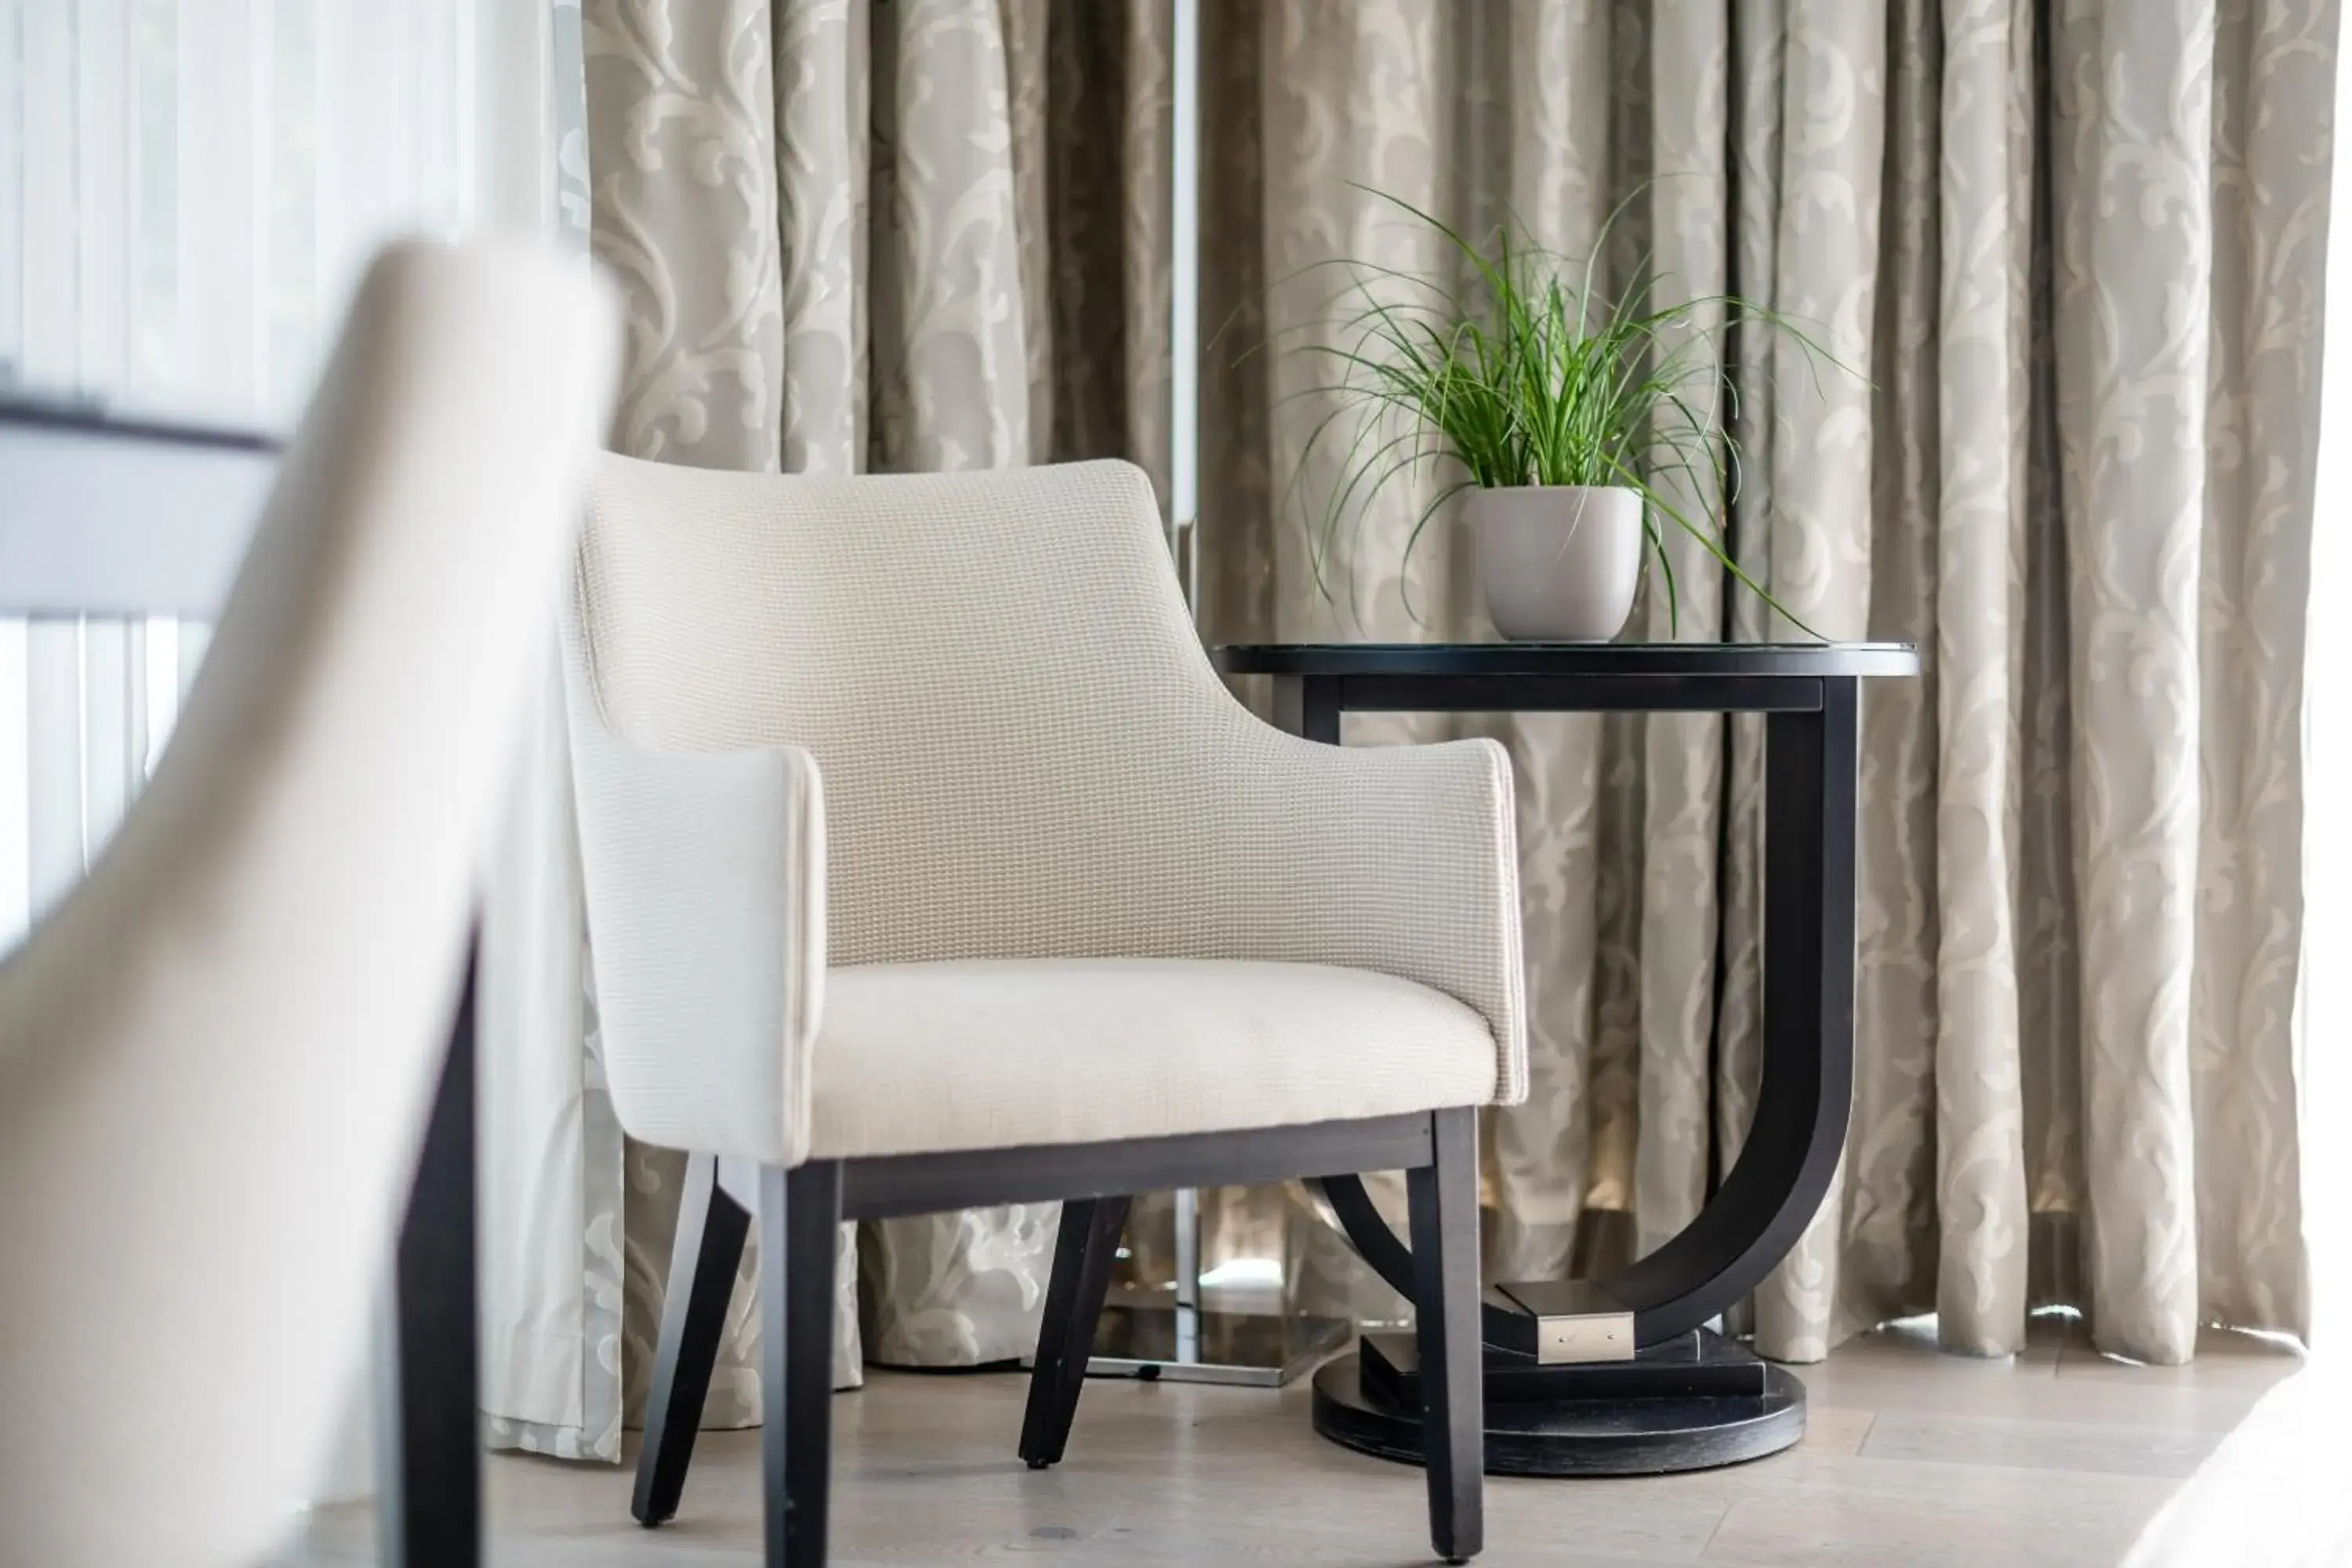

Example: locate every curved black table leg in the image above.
[1320,679,1859,1349]
[1291,673,1863,1476]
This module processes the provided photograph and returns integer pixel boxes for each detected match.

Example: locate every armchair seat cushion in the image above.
[806,958,1500,1161]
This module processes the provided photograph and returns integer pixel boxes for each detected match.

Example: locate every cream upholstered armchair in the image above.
[562,455,1526,1566]
[0,243,616,1567]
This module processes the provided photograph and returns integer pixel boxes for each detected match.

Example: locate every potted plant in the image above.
[1294,191,1835,641]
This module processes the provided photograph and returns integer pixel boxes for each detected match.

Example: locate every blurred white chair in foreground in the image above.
[0,241,617,1567]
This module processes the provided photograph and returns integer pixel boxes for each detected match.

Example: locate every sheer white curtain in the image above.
[0,0,502,946]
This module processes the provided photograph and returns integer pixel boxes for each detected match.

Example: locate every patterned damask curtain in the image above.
[1199,0,2327,1366]
[541,0,2328,1454]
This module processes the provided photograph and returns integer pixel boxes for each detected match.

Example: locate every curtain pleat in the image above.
[1928,0,2035,1356]
[2194,0,2323,1342]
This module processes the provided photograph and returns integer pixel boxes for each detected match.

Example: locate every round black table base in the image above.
[1309,1352,1807,1478]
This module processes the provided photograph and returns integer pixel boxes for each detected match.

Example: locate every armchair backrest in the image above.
[0,242,617,1566]
[577,456,1271,969]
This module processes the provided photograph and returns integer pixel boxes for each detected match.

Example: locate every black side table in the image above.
[1214,640,1921,1476]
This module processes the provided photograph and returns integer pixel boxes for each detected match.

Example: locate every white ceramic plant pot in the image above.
[1468,484,1644,641]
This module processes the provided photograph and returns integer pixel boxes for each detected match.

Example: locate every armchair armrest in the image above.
[561,605,825,1166]
[1198,723,1527,1105]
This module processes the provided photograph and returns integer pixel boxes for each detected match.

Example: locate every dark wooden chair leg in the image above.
[1408,1109,1483,1564]
[381,940,481,1567]
[1018,1195,1133,1468]
[633,1151,752,1526]
[762,1160,842,1568]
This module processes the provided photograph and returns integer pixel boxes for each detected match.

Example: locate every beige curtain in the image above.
[1200,0,2328,1366]
[572,0,2328,1443]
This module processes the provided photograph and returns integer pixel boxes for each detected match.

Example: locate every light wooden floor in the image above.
[281,1316,2304,1567]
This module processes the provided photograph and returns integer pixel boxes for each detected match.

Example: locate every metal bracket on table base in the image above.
[1496,1280,1635,1364]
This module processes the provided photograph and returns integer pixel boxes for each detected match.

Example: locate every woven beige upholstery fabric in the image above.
[809,959,1499,1160]
[571,454,1525,1167]
[0,243,617,1567]
[561,606,829,1165]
